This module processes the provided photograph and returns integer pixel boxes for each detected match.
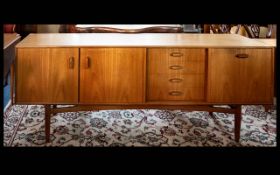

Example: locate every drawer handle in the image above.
[85,56,90,68]
[69,57,74,69]
[169,78,183,83]
[169,91,183,96]
[235,53,249,59]
[170,52,183,57]
[169,65,183,70]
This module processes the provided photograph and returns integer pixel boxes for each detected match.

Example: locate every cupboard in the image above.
[14,34,275,142]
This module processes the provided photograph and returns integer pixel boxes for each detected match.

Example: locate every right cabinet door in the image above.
[207,48,273,103]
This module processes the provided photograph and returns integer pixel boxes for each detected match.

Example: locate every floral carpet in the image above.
[3,105,276,147]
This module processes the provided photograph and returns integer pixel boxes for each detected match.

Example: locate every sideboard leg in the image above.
[234,105,242,142]
[264,105,272,112]
[209,111,215,119]
[45,105,51,143]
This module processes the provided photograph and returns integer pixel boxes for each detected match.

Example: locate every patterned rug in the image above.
[3,104,276,147]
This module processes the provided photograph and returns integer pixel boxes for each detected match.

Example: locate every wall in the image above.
[37,25,60,33]
[205,24,277,38]
[35,24,277,37]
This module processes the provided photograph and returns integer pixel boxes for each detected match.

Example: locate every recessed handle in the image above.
[169,91,183,96]
[235,53,249,59]
[85,56,90,68]
[69,57,74,69]
[169,65,183,70]
[169,78,183,83]
[170,52,183,57]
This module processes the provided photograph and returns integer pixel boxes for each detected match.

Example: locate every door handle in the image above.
[169,65,183,70]
[170,52,183,57]
[235,53,249,59]
[85,57,90,69]
[69,57,74,69]
[169,91,183,96]
[169,78,183,83]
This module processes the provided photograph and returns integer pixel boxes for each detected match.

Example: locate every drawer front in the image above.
[147,74,205,101]
[147,48,206,101]
[148,48,205,74]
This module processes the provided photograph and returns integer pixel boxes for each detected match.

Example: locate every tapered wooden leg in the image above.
[234,105,242,142]
[45,105,51,143]
[264,105,272,112]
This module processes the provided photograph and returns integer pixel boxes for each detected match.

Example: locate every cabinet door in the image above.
[207,48,273,103]
[16,48,79,104]
[80,48,145,103]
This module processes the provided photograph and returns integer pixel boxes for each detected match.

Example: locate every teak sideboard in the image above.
[4,33,21,86]
[13,34,276,143]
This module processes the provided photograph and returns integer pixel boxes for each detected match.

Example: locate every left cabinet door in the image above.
[16,48,79,104]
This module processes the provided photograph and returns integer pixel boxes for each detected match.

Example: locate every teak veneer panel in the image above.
[16,48,79,103]
[148,48,205,74]
[207,48,273,103]
[80,48,145,103]
[147,48,206,101]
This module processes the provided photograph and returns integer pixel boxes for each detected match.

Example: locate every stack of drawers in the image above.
[147,48,206,101]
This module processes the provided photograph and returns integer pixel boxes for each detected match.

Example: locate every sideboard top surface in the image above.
[16,33,276,48]
[253,39,276,47]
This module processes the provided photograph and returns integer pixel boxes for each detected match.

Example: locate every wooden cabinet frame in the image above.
[13,34,276,143]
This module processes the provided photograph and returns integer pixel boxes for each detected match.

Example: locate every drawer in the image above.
[147,74,205,101]
[148,48,205,74]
